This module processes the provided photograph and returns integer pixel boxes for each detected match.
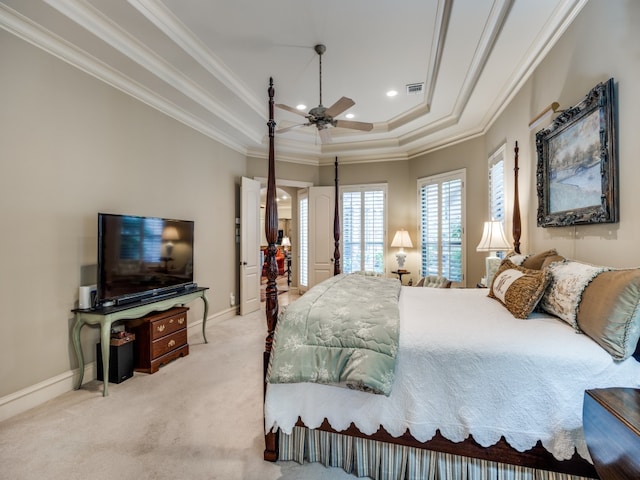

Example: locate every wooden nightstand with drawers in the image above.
[129,307,189,374]
[583,387,640,479]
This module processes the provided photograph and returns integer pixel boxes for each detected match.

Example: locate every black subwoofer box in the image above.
[96,339,135,384]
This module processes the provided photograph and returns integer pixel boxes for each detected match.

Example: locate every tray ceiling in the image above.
[0,0,587,164]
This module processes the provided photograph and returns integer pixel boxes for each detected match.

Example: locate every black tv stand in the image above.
[72,287,209,396]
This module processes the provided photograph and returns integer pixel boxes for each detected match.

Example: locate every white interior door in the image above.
[308,186,335,288]
[240,177,261,315]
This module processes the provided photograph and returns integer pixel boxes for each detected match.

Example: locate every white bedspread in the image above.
[265,287,640,461]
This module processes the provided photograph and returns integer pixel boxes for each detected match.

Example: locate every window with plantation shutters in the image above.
[341,184,387,274]
[489,144,506,224]
[418,169,466,284]
[119,216,163,262]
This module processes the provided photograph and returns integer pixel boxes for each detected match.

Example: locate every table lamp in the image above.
[476,221,510,286]
[391,229,413,270]
[281,236,291,253]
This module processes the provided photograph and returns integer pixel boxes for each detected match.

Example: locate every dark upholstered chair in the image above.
[416,275,452,288]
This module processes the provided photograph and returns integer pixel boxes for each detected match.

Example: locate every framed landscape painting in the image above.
[536,78,618,227]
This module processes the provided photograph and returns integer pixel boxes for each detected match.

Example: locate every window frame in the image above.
[339,183,388,275]
[417,169,466,286]
[488,143,507,225]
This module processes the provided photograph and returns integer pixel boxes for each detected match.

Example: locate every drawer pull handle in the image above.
[157,325,166,332]
[168,339,176,348]
[178,318,185,325]
[169,319,174,324]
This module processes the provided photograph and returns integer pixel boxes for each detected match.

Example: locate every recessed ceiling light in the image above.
[386,90,398,97]
[296,104,307,110]
[345,113,354,119]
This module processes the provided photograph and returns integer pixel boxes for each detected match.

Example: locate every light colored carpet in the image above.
[0,292,354,480]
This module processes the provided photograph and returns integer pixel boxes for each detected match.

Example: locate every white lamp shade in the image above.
[162,226,180,242]
[391,229,413,249]
[281,236,291,248]
[476,221,510,252]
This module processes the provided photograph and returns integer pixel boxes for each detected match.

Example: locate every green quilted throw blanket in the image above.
[267,273,401,396]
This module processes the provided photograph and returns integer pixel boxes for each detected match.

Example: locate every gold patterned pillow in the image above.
[488,260,550,319]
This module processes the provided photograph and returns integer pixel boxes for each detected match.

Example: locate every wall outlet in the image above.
[229,293,235,306]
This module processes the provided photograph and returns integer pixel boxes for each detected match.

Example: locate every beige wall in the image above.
[409,137,487,287]
[319,160,416,282]
[0,31,245,397]
[485,0,640,267]
[317,141,487,287]
[3,0,639,406]
[246,156,320,186]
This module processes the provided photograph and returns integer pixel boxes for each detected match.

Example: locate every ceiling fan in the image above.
[276,44,374,144]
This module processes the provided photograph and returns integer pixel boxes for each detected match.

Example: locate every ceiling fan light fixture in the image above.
[275,43,373,143]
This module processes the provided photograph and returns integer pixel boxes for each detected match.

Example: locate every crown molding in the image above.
[128,0,265,120]
[0,2,251,155]
[2,0,589,167]
[43,0,263,143]
[479,0,589,133]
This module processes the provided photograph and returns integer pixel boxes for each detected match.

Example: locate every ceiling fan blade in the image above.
[275,103,308,117]
[334,119,374,131]
[318,127,332,144]
[324,96,355,118]
[276,124,307,134]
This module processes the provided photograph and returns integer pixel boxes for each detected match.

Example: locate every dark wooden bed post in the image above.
[333,156,341,275]
[512,141,522,254]
[264,77,279,461]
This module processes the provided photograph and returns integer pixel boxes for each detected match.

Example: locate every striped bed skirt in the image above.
[278,426,592,480]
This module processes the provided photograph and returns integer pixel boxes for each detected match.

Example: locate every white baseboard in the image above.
[0,309,236,423]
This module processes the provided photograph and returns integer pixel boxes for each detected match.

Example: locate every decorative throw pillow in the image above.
[577,269,640,361]
[539,260,609,329]
[521,249,559,270]
[541,254,565,269]
[488,260,550,319]
[504,253,529,266]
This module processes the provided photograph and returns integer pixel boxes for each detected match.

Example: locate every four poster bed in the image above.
[261,79,640,479]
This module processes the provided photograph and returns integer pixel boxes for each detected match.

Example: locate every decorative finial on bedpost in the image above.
[333,156,341,275]
[512,141,522,254]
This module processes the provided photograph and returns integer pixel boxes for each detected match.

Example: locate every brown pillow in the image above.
[521,249,559,270]
[488,260,550,319]
[541,254,565,269]
[577,269,640,361]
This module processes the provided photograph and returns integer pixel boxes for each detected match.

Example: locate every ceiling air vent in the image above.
[406,83,424,95]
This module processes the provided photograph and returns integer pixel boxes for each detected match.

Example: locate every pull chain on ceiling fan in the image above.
[276,44,374,144]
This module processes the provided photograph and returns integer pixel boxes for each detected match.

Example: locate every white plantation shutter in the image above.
[341,185,386,274]
[441,179,463,281]
[342,191,362,272]
[299,194,309,287]
[421,183,439,276]
[120,216,163,262]
[489,152,505,223]
[418,170,466,284]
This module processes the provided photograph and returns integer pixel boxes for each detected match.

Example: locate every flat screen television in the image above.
[97,213,195,308]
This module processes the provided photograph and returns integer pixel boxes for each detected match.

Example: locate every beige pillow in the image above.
[521,249,559,270]
[539,260,609,329]
[577,269,640,361]
[541,254,565,269]
[488,260,550,319]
